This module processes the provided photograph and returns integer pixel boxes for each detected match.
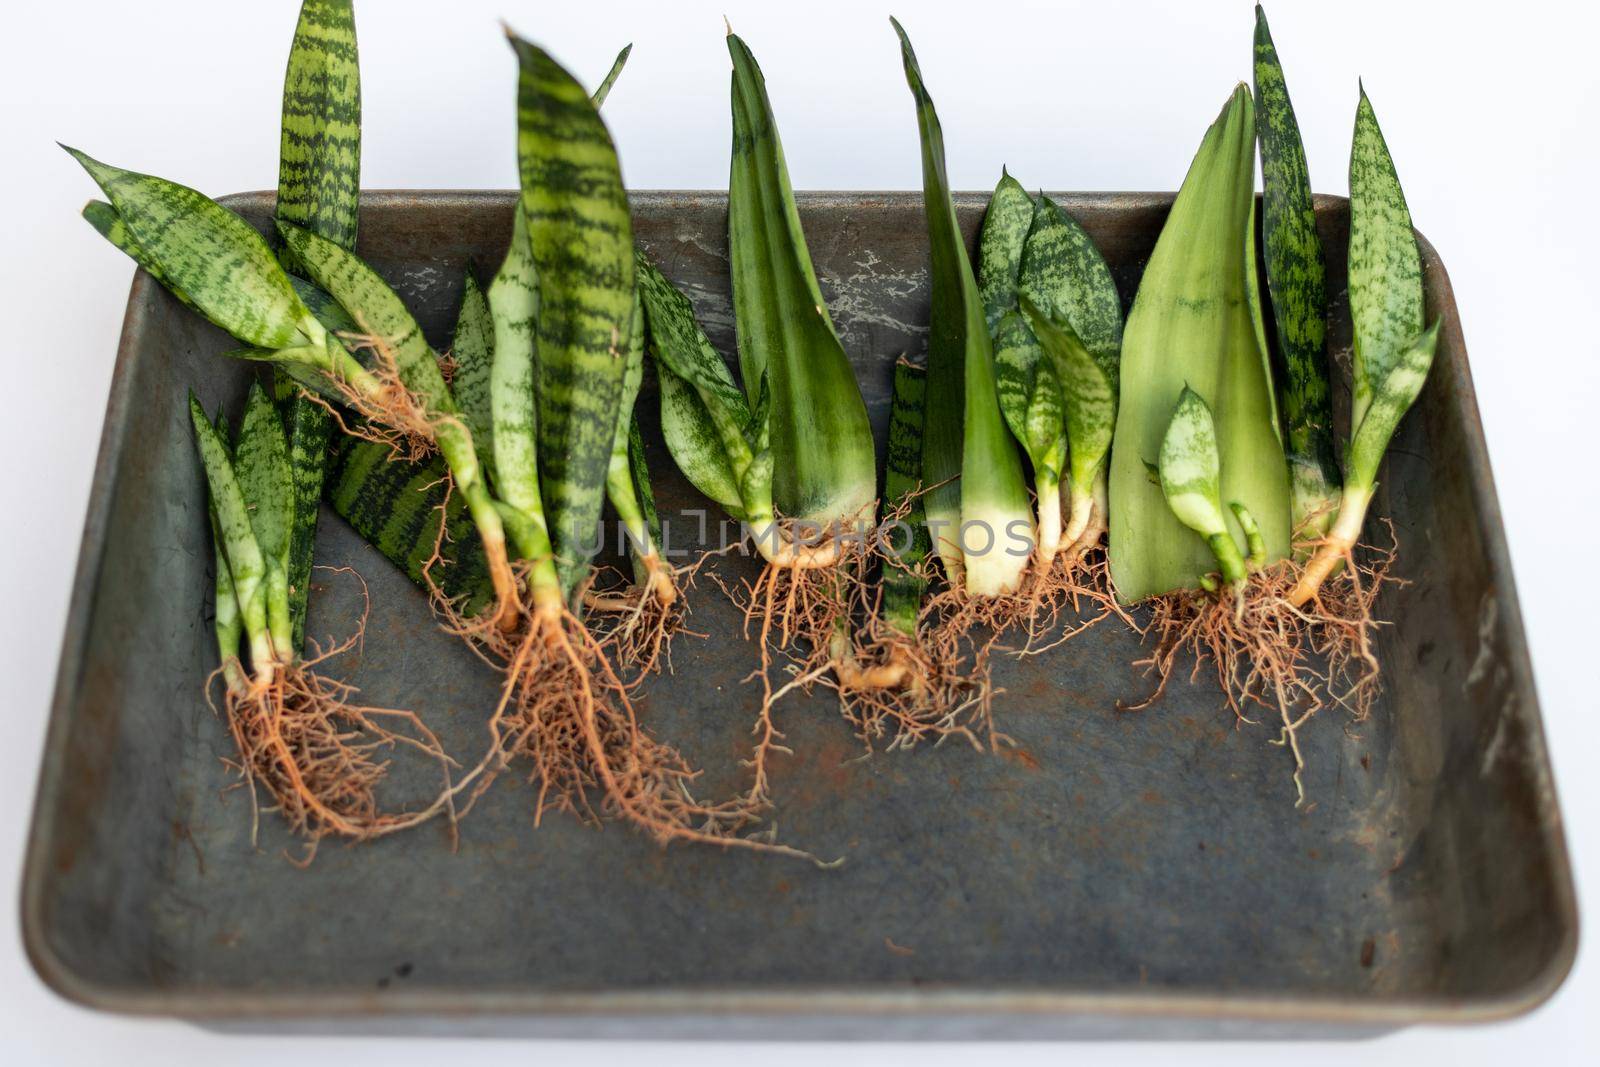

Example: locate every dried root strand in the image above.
[208,588,463,860]
[305,329,443,462]
[426,558,824,864]
[1126,523,1403,803]
[581,551,706,680]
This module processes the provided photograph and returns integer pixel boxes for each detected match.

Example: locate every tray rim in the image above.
[21,189,1579,1029]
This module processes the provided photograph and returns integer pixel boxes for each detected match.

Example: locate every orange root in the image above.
[207,588,463,860]
[1126,523,1402,803]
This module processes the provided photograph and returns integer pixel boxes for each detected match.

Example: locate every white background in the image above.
[0,0,1593,1062]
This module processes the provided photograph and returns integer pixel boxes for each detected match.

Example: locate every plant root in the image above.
[1126,523,1403,804]
[207,577,465,860]
[429,564,826,864]
[306,329,440,462]
[581,551,702,678]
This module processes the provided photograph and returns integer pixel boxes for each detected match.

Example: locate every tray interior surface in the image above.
[24,191,1573,1024]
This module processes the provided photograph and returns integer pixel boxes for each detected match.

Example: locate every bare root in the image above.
[1126,523,1403,803]
[207,579,464,860]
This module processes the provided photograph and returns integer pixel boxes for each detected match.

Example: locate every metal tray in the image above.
[22,191,1576,1039]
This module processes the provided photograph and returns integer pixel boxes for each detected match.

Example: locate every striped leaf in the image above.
[277,222,454,413]
[992,308,1066,485]
[637,255,755,519]
[1017,195,1122,383]
[189,394,269,655]
[894,17,1032,596]
[326,437,495,614]
[208,409,245,684]
[1021,300,1116,520]
[1253,4,1339,535]
[1158,387,1247,584]
[1348,85,1425,434]
[234,382,296,653]
[976,170,1034,334]
[590,43,633,108]
[272,372,332,650]
[82,200,200,313]
[606,291,659,572]
[1346,320,1438,492]
[510,32,636,595]
[728,31,876,527]
[275,0,361,272]
[882,360,930,636]
[486,207,542,523]
[658,366,746,518]
[1107,85,1291,603]
[68,149,318,350]
[273,0,360,648]
[450,269,497,485]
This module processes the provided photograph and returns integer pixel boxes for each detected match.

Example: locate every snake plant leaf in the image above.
[605,293,662,579]
[727,31,876,528]
[486,207,541,521]
[658,367,746,519]
[1017,195,1123,382]
[993,309,1066,485]
[1021,299,1116,517]
[81,200,201,314]
[1158,386,1247,584]
[325,438,495,615]
[894,17,1033,595]
[288,274,359,334]
[882,360,931,637]
[208,408,244,677]
[275,0,361,275]
[1107,85,1291,603]
[449,269,496,482]
[189,394,269,650]
[234,382,296,652]
[272,371,332,650]
[272,0,360,649]
[510,32,637,594]
[1348,85,1425,435]
[277,222,454,413]
[1345,319,1438,492]
[590,43,633,108]
[69,149,318,350]
[636,253,758,518]
[235,383,295,573]
[977,170,1035,334]
[1253,4,1339,537]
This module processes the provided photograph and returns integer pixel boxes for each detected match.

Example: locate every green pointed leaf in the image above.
[976,169,1034,334]
[882,360,931,636]
[1017,194,1122,383]
[449,269,496,481]
[325,437,495,615]
[636,253,758,518]
[189,395,268,644]
[275,0,361,273]
[894,18,1033,595]
[1022,299,1115,507]
[69,149,317,350]
[728,31,876,526]
[1349,85,1425,433]
[992,308,1065,479]
[278,221,451,410]
[486,208,541,520]
[509,32,636,593]
[1158,386,1246,584]
[1253,4,1339,532]
[235,383,295,568]
[590,42,632,108]
[1107,86,1291,602]
[1346,320,1438,491]
[82,200,201,313]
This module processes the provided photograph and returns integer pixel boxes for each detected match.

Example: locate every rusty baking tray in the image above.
[22,191,1576,1038]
